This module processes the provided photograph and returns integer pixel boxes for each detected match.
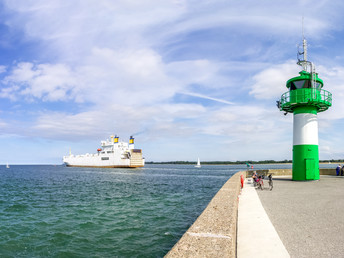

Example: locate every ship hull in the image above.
[64,164,144,168]
[63,148,145,168]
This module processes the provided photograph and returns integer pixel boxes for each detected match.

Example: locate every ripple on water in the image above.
[4,203,30,213]
[0,164,241,257]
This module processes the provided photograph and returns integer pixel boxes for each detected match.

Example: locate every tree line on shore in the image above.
[146,159,344,165]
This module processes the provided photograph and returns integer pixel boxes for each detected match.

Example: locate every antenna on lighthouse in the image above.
[302,16,307,62]
[297,17,311,72]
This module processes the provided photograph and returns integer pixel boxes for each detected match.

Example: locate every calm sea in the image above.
[1,163,332,257]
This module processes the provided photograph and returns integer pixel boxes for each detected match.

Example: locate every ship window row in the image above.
[101,157,109,160]
[107,151,114,153]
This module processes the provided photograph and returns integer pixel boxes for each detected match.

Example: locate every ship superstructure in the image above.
[63,135,145,168]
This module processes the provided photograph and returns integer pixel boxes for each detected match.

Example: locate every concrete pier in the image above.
[257,175,344,257]
[165,171,244,257]
[166,168,340,257]
[237,179,289,258]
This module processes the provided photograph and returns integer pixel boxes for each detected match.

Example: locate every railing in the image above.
[280,88,332,113]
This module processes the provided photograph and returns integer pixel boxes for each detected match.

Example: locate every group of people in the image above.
[252,171,273,189]
[336,164,344,176]
[252,171,263,185]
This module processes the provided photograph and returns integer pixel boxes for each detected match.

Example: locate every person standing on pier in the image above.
[336,164,341,176]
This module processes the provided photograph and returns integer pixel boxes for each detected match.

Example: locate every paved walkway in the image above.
[237,179,289,258]
[257,175,344,258]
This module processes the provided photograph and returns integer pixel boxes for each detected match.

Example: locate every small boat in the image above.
[195,158,201,168]
[6,163,9,168]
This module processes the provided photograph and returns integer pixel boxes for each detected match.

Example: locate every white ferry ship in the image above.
[63,135,145,168]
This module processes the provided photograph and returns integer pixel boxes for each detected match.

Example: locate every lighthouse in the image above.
[278,37,332,181]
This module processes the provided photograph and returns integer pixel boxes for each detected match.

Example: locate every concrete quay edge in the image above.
[165,171,244,258]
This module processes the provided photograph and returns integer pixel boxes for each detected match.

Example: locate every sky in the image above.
[1,0,344,164]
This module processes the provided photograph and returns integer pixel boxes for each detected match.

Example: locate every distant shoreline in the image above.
[146,160,340,165]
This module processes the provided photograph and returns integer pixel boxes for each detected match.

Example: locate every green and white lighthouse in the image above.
[278,37,332,181]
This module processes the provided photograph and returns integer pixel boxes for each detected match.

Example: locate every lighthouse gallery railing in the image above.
[280,88,332,113]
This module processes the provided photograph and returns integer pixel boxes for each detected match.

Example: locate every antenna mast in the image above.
[302,17,307,62]
[297,17,316,88]
[297,17,313,72]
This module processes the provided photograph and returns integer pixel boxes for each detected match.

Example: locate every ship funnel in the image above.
[129,136,134,150]
[114,135,119,143]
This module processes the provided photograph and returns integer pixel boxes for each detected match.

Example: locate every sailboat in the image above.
[6,163,9,168]
[195,158,201,168]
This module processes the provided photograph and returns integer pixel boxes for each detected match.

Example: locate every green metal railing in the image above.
[280,88,332,113]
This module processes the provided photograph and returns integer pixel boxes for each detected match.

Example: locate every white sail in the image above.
[195,158,201,168]
[6,163,9,168]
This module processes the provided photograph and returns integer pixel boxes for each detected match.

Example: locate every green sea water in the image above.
[0,164,295,257]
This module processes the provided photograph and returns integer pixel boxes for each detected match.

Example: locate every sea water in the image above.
[0,163,318,257]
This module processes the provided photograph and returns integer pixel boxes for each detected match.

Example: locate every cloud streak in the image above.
[180,91,234,105]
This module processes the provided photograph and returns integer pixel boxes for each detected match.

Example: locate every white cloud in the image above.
[250,60,300,100]
[2,62,77,101]
[2,45,235,107]
[316,65,344,120]
[0,66,7,74]
[3,0,187,61]
[30,102,207,141]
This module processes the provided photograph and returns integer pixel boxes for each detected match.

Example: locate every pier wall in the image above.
[319,168,337,175]
[246,168,336,177]
[165,171,244,258]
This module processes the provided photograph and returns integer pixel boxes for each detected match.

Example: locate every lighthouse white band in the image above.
[293,113,318,145]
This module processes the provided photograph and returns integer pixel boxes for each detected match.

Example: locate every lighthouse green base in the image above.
[292,144,319,181]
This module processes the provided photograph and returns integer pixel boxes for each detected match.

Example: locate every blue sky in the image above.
[1,0,344,164]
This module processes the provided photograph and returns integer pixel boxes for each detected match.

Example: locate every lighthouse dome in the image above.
[286,71,323,91]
